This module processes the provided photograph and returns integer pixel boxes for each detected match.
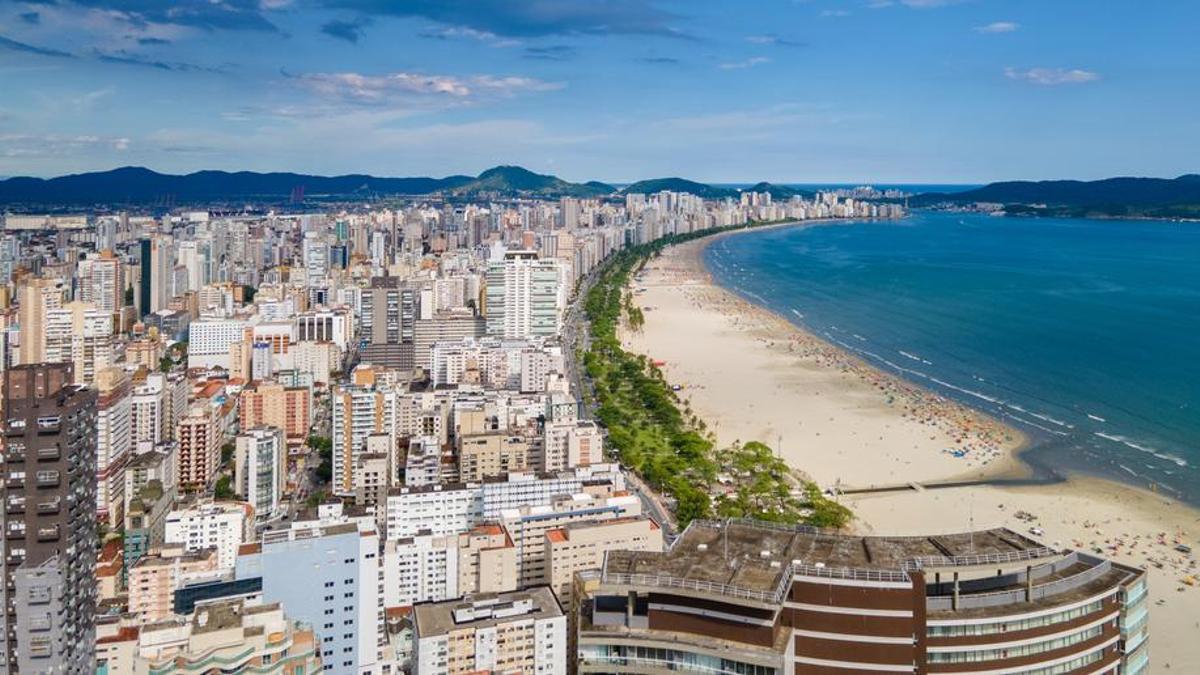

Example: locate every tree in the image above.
[220,442,236,466]
[124,286,135,306]
[158,356,173,373]
[214,475,235,500]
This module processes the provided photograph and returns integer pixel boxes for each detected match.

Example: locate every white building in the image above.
[164,500,253,570]
[188,317,248,370]
[484,251,563,339]
[413,587,566,675]
[384,484,480,541]
[234,427,286,523]
[236,521,382,674]
[382,534,459,608]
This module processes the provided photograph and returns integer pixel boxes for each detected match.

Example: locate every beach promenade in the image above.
[622,232,1200,672]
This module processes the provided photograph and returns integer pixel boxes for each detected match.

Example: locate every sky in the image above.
[0,0,1197,183]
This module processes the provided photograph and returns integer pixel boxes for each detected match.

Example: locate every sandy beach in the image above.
[622,229,1200,672]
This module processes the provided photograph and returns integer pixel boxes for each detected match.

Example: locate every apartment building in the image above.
[234,427,287,522]
[236,522,382,674]
[127,547,219,624]
[238,382,312,444]
[576,519,1150,675]
[164,500,253,570]
[0,364,98,673]
[544,516,662,602]
[414,587,567,675]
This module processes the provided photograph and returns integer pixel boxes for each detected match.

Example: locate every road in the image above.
[561,258,679,539]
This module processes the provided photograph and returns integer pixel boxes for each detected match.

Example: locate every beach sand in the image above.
[622,231,1200,672]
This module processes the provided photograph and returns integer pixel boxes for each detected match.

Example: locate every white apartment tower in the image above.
[484,251,563,339]
[234,427,286,522]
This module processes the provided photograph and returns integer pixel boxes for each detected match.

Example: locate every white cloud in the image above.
[1004,67,1099,86]
[0,133,130,158]
[420,26,522,48]
[976,21,1019,34]
[291,71,564,105]
[718,56,770,70]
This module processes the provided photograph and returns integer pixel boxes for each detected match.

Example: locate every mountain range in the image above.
[1,166,1197,216]
[0,165,623,207]
[911,174,1200,217]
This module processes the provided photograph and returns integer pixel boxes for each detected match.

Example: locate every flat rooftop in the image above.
[603,520,1053,600]
[414,587,562,638]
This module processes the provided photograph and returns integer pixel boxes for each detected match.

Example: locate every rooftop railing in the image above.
[600,571,787,605]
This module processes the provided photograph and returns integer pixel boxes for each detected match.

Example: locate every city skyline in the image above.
[2,0,1198,183]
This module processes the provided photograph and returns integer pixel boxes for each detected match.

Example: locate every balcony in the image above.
[6,498,24,515]
[6,526,25,540]
[35,417,61,434]
[5,420,26,436]
[35,526,59,542]
[35,471,60,488]
[35,499,60,515]
[4,476,22,489]
[6,450,25,463]
[36,447,60,462]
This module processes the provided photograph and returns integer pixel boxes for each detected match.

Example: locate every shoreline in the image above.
[622,221,1200,671]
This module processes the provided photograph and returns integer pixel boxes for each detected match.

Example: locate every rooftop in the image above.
[413,586,562,638]
[602,519,1057,603]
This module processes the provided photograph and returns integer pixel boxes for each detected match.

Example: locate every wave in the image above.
[1087,414,1107,423]
[1004,403,1070,428]
[791,309,805,319]
[1095,432,1188,467]
[898,350,934,365]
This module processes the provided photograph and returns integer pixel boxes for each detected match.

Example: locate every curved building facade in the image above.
[574,519,1147,675]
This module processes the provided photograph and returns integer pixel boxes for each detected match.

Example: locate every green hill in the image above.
[450,166,614,198]
[620,177,738,200]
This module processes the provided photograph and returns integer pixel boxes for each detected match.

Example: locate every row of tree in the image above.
[582,222,852,529]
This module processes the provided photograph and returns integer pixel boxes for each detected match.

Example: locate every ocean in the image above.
[704,211,1200,504]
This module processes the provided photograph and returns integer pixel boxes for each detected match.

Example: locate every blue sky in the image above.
[0,0,1197,182]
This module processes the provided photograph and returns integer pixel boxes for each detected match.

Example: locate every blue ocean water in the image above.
[704,212,1200,503]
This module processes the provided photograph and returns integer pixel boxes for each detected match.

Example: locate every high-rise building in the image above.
[43,301,114,385]
[175,405,221,492]
[413,587,567,675]
[236,522,382,674]
[301,231,330,288]
[95,367,133,528]
[77,249,124,315]
[164,500,253,570]
[0,364,98,673]
[234,427,286,523]
[16,276,65,366]
[238,383,311,445]
[139,235,174,317]
[485,251,563,339]
[360,277,416,369]
[576,519,1150,675]
[331,369,398,497]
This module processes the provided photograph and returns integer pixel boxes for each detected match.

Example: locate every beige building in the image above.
[127,546,219,624]
[44,300,115,385]
[456,524,519,596]
[544,516,662,601]
[542,419,603,472]
[458,433,530,482]
[413,587,566,675]
[238,382,312,444]
[16,275,65,365]
[500,493,642,588]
